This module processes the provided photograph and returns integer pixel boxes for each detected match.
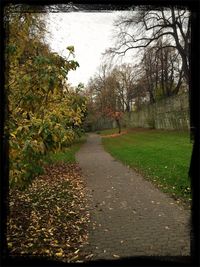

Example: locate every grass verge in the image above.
[102,128,193,206]
[44,135,87,164]
[96,128,126,136]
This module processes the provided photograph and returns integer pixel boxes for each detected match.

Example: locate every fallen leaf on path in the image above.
[7,163,91,263]
[113,254,120,258]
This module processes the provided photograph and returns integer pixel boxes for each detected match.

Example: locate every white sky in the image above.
[46,11,136,87]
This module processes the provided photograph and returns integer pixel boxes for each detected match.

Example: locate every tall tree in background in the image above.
[141,40,184,102]
[112,64,136,112]
[107,7,191,85]
[85,62,145,132]
[85,64,124,133]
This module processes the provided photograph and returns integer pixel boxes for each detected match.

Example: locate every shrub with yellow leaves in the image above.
[5,8,87,188]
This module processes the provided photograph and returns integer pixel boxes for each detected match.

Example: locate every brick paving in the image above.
[76,133,191,260]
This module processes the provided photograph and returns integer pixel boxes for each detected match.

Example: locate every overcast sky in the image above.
[46,11,135,87]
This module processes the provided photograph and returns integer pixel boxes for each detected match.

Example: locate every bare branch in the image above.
[108,31,175,57]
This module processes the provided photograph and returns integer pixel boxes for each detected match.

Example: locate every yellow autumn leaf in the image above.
[55,252,62,257]
[8,242,13,248]
[113,254,120,258]
[55,252,63,257]
[10,133,16,138]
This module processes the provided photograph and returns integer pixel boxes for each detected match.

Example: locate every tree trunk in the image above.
[116,118,121,134]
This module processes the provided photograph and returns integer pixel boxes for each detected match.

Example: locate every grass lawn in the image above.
[101,128,193,204]
[44,135,86,164]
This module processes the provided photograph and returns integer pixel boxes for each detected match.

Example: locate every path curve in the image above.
[76,133,191,260]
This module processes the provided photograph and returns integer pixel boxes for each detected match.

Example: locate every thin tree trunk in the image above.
[116,118,121,134]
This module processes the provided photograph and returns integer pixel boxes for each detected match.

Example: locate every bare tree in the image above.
[86,65,120,115]
[107,7,191,84]
[156,40,183,97]
[112,64,136,112]
[141,39,184,102]
[86,69,123,133]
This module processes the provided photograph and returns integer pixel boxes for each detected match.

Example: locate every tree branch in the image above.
[109,31,175,56]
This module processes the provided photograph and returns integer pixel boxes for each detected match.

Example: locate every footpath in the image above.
[76,133,191,260]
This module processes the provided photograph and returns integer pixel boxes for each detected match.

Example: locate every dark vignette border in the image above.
[0,0,199,267]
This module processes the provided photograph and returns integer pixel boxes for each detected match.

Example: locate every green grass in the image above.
[102,129,193,203]
[97,128,126,135]
[45,135,86,164]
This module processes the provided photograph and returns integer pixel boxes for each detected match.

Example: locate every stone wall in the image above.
[122,93,190,130]
[88,117,116,132]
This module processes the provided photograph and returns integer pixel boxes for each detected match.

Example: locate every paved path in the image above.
[76,133,191,260]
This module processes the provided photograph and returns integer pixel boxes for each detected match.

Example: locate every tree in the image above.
[140,40,184,102]
[85,64,124,132]
[107,7,191,85]
[5,6,86,187]
[155,40,183,97]
[105,109,123,134]
[112,64,136,112]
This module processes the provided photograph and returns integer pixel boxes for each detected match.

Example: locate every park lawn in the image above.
[102,128,193,204]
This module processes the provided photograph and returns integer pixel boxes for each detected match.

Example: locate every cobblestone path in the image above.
[76,133,191,260]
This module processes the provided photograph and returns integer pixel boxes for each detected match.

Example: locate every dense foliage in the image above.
[5,7,87,187]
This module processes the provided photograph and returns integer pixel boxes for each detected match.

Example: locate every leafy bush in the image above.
[6,9,87,188]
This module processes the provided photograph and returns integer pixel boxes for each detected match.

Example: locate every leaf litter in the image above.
[7,163,93,263]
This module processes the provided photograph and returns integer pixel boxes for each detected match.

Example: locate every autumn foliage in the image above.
[105,109,123,134]
[5,7,87,188]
